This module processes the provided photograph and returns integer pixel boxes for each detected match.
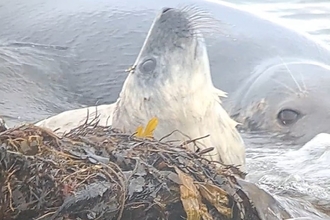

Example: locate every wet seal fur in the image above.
[36,6,246,172]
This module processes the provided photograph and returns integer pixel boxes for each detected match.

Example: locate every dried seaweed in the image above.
[0,117,261,220]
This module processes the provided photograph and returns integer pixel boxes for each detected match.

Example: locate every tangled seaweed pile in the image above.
[0,118,261,220]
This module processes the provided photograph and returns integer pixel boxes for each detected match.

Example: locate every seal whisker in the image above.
[298,70,308,92]
[271,78,297,95]
[279,57,303,92]
[177,5,225,38]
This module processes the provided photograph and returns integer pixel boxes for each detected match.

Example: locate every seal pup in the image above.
[111,6,246,171]
[37,6,246,172]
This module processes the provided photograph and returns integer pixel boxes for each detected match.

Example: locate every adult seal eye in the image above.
[277,109,300,125]
[139,58,157,73]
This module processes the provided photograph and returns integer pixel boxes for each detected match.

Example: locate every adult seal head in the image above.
[227,58,330,144]
[111,6,246,172]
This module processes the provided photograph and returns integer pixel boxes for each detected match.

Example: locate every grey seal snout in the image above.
[162,7,173,13]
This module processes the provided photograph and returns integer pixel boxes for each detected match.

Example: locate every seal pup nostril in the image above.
[161,7,172,14]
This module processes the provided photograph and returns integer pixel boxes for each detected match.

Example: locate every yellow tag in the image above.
[135,117,158,139]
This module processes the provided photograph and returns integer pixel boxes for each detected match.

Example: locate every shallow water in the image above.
[0,42,81,124]
[1,0,330,218]
[243,132,330,219]
[233,0,330,44]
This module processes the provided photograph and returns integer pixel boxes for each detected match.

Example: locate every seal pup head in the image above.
[229,58,330,145]
[112,6,246,172]
[0,117,8,132]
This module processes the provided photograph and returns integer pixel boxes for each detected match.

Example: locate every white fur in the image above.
[36,69,246,172]
[36,76,246,172]
[109,26,246,172]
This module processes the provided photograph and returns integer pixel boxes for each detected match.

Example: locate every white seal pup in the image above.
[36,6,246,172]
[111,6,245,171]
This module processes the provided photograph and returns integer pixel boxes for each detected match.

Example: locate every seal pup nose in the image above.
[162,7,172,14]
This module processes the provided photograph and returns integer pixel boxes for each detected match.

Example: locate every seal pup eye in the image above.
[277,109,300,126]
[139,58,157,74]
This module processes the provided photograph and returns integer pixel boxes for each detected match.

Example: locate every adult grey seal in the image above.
[37,6,246,172]
[3,0,330,144]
